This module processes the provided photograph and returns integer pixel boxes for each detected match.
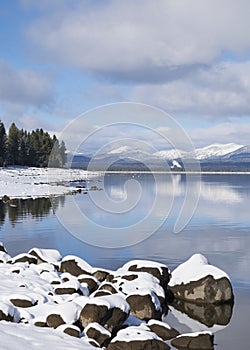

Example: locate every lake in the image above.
[0,172,250,349]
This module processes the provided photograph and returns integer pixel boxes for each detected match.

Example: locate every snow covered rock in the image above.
[111,271,165,303]
[56,324,81,338]
[0,301,16,322]
[92,268,112,282]
[54,279,88,296]
[8,253,38,265]
[126,291,162,320]
[171,331,214,349]
[96,282,119,295]
[147,319,180,340]
[78,275,99,294]
[119,260,171,289]
[10,295,36,308]
[60,256,92,276]
[29,248,62,265]
[0,241,8,253]
[46,302,82,329]
[168,254,234,304]
[79,294,130,332]
[107,325,170,350]
[0,251,11,263]
[85,322,111,347]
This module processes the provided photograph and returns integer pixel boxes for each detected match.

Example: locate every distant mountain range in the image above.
[67,143,250,171]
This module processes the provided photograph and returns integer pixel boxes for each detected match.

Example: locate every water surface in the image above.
[0,173,250,348]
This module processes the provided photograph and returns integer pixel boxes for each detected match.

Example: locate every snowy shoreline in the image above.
[1,166,250,201]
[0,243,233,350]
[0,167,99,200]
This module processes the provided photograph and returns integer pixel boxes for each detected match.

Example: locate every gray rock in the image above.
[79,303,109,328]
[169,275,234,304]
[147,320,180,340]
[46,314,65,328]
[8,254,37,265]
[85,323,111,347]
[78,275,99,293]
[171,332,214,349]
[126,293,161,321]
[108,339,170,350]
[0,241,7,253]
[92,269,111,282]
[10,298,35,308]
[127,260,171,290]
[60,258,92,276]
[61,325,81,338]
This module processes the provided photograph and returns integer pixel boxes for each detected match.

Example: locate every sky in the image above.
[1,0,250,153]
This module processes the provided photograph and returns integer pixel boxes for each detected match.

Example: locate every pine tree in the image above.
[60,140,67,166]
[0,120,7,166]
[8,123,20,165]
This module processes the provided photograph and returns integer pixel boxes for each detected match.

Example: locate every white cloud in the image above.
[27,0,250,80]
[132,61,250,117]
[189,122,250,147]
[0,60,54,108]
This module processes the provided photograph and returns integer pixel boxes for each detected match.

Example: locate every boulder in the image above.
[79,303,109,328]
[120,260,171,290]
[92,268,111,282]
[79,295,130,331]
[0,302,15,322]
[8,253,37,265]
[107,326,170,350]
[171,331,214,349]
[56,324,81,338]
[0,241,8,253]
[85,322,111,347]
[10,298,35,308]
[47,314,65,328]
[78,275,99,293]
[60,256,92,276]
[46,302,81,329]
[168,254,234,304]
[29,248,62,265]
[111,272,165,305]
[54,279,87,296]
[97,282,118,295]
[126,292,162,320]
[0,251,11,263]
[147,319,180,340]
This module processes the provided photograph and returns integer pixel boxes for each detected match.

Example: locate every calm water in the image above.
[0,173,250,349]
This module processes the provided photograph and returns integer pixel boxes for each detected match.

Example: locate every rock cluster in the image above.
[0,243,234,349]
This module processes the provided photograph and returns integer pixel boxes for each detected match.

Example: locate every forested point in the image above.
[0,120,67,168]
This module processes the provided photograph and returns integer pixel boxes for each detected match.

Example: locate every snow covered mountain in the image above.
[154,143,243,161]
[69,143,250,170]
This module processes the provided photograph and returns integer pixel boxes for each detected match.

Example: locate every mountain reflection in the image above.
[0,196,65,225]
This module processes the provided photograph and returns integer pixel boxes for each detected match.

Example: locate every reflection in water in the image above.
[0,197,65,226]
[170,299,233,328]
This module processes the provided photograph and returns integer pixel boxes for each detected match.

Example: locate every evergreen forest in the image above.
[0,120,67,168]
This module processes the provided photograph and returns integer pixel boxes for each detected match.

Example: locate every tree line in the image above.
[0,120,67,167]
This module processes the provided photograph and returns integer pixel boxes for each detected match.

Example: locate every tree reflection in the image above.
[0,196,66,225]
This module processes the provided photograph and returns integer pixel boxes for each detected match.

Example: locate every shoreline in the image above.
[1,166,250,201]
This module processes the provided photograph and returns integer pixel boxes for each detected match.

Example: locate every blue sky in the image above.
[1,0,250,153]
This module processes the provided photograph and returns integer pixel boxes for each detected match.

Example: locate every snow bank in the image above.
[0,167,98,199]
[0,322,96,350]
